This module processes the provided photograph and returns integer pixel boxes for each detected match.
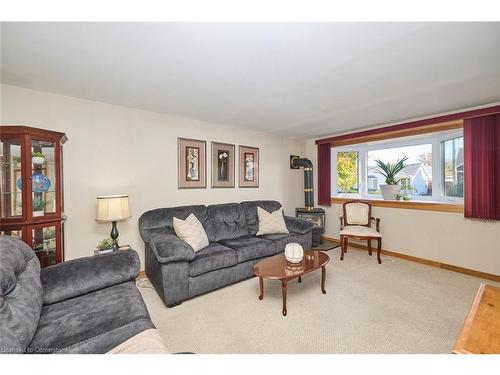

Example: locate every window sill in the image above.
[330,197,464,213]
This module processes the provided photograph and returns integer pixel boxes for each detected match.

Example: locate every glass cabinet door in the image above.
[31,139,57,217]
[0,138,23,219]
[1,126,66,268]
[32,225,58,268]
[1,227,23,240]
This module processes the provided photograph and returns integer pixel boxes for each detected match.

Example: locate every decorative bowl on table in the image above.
[285,243,304,263]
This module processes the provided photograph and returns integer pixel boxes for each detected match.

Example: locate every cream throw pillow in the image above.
[256,207,289,235]
[173,213,209,252]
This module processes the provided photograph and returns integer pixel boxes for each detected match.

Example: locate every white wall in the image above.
[3,83,498,276]
[305,140,500,276]
[1,84,305,267]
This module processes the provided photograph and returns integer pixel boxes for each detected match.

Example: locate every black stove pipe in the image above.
[291,157,314,210]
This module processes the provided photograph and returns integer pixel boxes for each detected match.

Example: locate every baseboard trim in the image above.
[322,235,500,282]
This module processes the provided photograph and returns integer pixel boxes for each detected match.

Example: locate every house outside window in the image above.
[331,129,464,203]
[367,175,378,192]
[367,143,433,197]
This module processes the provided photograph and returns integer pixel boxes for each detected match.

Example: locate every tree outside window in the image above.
[336,151,359,193]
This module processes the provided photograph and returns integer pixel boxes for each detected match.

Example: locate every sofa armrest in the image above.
[149,233,196,264]
[284,216,315,235]
[41,250,140,305]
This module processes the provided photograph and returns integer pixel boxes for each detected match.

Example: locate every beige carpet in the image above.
[137,245,499,354]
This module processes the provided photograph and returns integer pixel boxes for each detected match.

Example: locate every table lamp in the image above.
[96,195,131,251]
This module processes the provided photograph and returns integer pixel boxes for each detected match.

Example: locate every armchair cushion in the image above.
[284,216,315,234]
[340,225,381,238]
[0,236,43,353]
[345,202,370,225]
[149,233,196,264]
[29,281,154,353]
[41,250,140,306]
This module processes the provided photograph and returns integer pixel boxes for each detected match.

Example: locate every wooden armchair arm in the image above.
[339,216,344,230]
[370,217,381,232]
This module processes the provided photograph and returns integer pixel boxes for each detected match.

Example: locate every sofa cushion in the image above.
[256,207,289,235]
[138,205,208,243]
[241,200,283,235]
[218,236,277,263]
[258,233,303,253]
[189,243,238,277]
[206,203,249,242]
[0,236,43,353]
[173,213,209,252]
[28,281,153,353]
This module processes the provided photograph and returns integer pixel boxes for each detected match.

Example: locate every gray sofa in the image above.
[0,235,154,354]
[138,200,314,307]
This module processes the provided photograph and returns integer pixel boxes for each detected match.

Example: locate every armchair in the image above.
[0,236,154,354]
[339,200,382,264]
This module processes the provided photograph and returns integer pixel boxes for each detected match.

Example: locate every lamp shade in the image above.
[96,195,131,222]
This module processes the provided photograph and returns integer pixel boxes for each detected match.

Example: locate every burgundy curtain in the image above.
[317,143,331,206]
[464,114,500,220]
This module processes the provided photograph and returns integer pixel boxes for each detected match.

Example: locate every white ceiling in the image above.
[1,22,499,139]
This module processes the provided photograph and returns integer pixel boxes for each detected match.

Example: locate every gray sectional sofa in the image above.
[138,200,314,307]
[0,235,154,354]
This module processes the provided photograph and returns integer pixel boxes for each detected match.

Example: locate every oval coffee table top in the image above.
[254,250,329,280]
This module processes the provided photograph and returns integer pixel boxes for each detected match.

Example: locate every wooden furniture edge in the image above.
[1,125,68,143]
[331,197,464,213]
[453,283,486,354]
[253,250,330,280]
[322,235,500,282]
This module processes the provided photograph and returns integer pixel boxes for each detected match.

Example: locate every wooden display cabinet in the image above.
[1,126,67,267]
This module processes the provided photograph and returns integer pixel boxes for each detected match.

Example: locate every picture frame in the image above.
[211,142,235,188]
[238,145,259,188]
[177,138,206,189]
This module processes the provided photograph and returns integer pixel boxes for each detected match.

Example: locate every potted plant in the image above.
[374,157,408,200]
[32,151,45,165]
[96,238,114,254]
[32,197,47,216]
[402,185,417,201]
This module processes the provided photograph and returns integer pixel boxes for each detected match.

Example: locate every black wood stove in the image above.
[291,157,326,247]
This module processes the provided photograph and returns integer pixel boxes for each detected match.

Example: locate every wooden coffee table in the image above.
[253,250,329,316]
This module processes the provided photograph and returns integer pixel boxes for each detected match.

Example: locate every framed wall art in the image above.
[211,142,235,188]
[238,145,259,188]
[177,138,206,189]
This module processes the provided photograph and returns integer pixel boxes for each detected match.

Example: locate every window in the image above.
[367,143,433,197]
[331,130,464,203]
[442,137,464,198]
[336,151,359,194]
